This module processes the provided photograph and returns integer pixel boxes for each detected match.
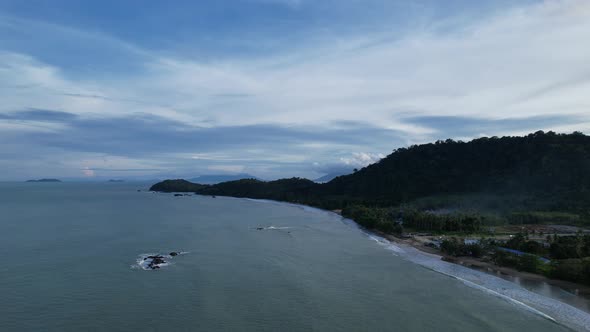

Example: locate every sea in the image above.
[1,182,589,331]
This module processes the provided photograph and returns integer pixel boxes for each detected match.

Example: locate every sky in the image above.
[0,0,589,181]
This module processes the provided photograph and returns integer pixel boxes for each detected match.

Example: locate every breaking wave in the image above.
[240,197,590,331]
[361,232,590,331]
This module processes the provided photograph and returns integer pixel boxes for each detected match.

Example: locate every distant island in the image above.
[150,131,590,287]
[107,179,125,182]
[26,179,62,183]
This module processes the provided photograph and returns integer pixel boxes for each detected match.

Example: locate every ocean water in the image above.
[0,182,583,331]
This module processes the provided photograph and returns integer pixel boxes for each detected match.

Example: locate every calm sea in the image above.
[0,183,576,331]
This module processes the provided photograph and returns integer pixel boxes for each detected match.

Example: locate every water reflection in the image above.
[480,268,590,313]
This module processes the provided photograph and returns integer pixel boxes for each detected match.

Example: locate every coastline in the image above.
[371,229,590,302]
[196,193,590,301]
[329,207,590,304]
[157,192,590,331]
[357,230,590,331]
[243,197,590,331]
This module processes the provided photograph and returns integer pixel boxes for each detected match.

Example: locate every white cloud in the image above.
[82,167,95,177]
[1,0,590,179]
[340,152,385,168]
[3,0,589,132]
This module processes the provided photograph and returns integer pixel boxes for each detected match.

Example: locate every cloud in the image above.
[82,167,95,177]
[0,109,405,179]
[311,152,386,178]
[340,152,385,168]
[0,108,77,122]
[1,111,404,155]
[208,165,246,173]
[3,1,590,130]
[401,114,588,139]
[1,0,589,179]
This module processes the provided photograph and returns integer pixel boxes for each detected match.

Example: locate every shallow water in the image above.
[0,182,581,331]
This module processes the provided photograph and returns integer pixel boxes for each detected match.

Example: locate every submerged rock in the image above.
[138,252,185,270]
[144,255,167,270]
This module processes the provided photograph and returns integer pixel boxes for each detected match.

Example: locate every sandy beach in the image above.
[375,230,590,302]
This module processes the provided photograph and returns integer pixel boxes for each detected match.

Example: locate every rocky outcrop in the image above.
[143,255,167,270]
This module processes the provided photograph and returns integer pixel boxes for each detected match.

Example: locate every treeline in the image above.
[340,206,488,235]
[197,178,319,202]
[502,233,590,260]
[403,209,483,233]
[150,179,208,192]
[443,233,590,285]
[491,250,550,275]
[322,131,590,214]
[440,238,486,257]
[507,211,581,225]
[341,205,402,234]
[152,131,590,219]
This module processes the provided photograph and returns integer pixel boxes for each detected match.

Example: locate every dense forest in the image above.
[152,131,590,219]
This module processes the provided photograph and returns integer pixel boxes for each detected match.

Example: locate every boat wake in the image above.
[252,226,293,231]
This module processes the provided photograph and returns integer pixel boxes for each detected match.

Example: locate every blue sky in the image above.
[0,0,589,180]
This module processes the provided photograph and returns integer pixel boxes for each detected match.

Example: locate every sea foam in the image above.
[359,232,590,331]
[241,197,590,331]
[133,252,188,270]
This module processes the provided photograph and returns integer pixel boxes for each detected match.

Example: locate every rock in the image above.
[256,227,264,230]
[145,255,166,268]
[174,193,183,197]
[140,252,186,270]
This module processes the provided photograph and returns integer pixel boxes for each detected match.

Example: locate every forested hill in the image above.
[319,131,590,208]
[150,131,590,213]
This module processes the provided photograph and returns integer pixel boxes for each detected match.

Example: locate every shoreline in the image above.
[158,192,590,331]
[256,199,590,330]
[166,193,590,300]
[370,229,590,303]
[359,229,590,331]
[179,193,590,300]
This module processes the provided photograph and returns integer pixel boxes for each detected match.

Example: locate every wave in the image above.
[362,233,590,331]
[238,197,590,330]
[453,275,556,323]
[367,234,405,255]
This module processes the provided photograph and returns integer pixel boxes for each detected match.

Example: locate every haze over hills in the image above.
[314,171,353,183]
